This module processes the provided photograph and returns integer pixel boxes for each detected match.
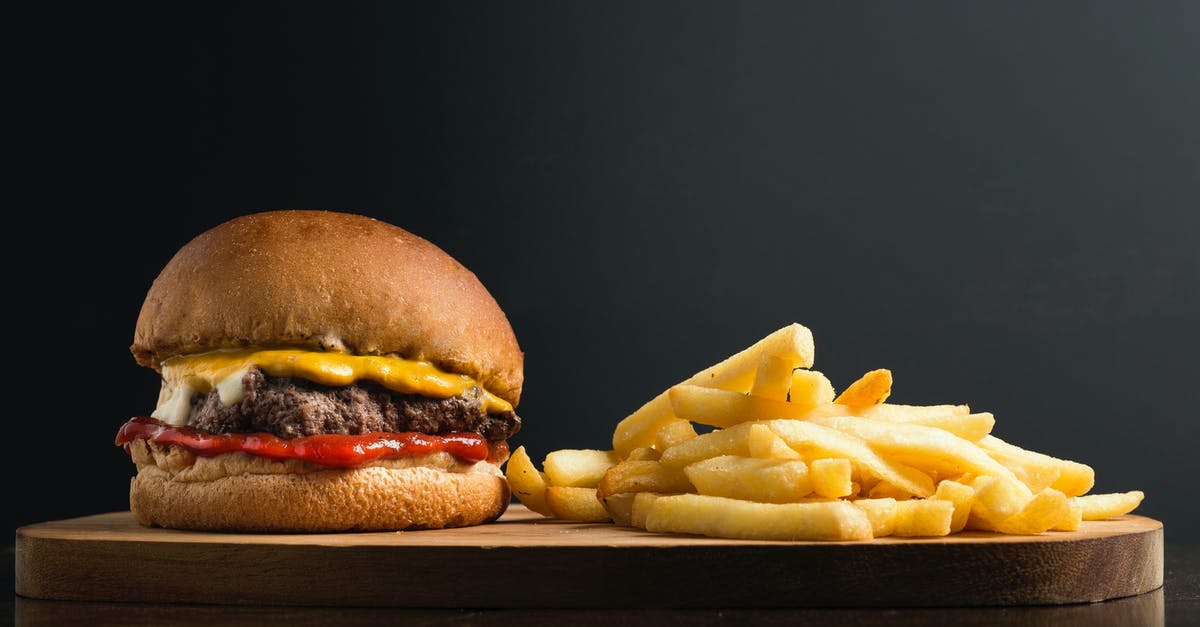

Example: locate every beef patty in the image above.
[187,367,520,441]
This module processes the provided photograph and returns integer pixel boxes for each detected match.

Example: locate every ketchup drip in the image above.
[115,416,504,467]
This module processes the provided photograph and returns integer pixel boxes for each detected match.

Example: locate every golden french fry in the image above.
[977,435,1095,496]
[852,498,897,537]
[545,486,611,522]
[808,415,1020,483]
[611,323,815,456]
[669,384,817,428]
[659,422,755,469]
[867,411,995,442]
[602,492,637,526]
[833,369,892,409]
[629,492,662,529]
[1053,498,1084,531]
[750,354,794,401]
[858,404,971,420]
[747,423,802,460]
[767,419,935,498]
[969,475,1034,526]
[1076,491,1145,520]
[894,499,954,537]
[543,448,619,488]
[654,418,698,452]
[995,488,1071,535]
[809,458,853,498]
[933,479,975,533]
[683,456,812,503]
[505,445,553,516]
[626,446,661,461]
[643,493,874,541]
[789,369,836,407]
[597,460,694,499]
[868,481,915,500]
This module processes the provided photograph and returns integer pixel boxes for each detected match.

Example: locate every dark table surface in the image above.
[8,543,1198,626]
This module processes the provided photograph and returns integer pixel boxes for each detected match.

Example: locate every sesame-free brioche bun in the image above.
[131,209,523,405]
[127,441,509,532]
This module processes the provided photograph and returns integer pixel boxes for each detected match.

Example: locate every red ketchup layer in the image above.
[115,416,504,468]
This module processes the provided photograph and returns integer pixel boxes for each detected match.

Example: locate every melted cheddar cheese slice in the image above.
[151,349,511,426]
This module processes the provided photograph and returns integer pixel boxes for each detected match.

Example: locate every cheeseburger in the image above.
[115,210,522,531]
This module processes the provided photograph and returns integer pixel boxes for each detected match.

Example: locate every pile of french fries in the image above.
[507,323,1144,541]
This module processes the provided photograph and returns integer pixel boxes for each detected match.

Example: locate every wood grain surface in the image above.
[16,505,1162,608]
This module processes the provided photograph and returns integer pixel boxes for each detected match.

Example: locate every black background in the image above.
[13,2,1198,538]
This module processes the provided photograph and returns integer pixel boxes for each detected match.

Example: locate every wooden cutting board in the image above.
[16,505,1162,609]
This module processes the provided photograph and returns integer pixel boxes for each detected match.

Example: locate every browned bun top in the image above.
[131,210,523,406]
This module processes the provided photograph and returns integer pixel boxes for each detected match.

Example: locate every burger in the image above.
[115,210,522,531]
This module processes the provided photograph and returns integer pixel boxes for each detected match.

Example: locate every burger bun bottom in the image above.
[129,452,510,532]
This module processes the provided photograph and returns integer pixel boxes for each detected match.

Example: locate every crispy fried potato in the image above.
[750,354,795,401]
[659,422,756,469]
[629,492,663,529]
[643,493,874,541]
[894,499,954,537]
[545,486,611,522]
[808,415,1019,483]
[932,479,975,533]
[654,418,698,452]
[1076,491,1145,520]
[543,448,619,488]
[858,404,971,421]
[505,445,552,516]
[767,419,935,498]
[683,456,812,503]
[834,369,892,409]
[789,369,836,407]
[978,435,1095,496]
[746,423,802,460]
[809,458,853,498]
[602,492,637,526]
[597,460,694,498]
[668,384,818,428]
[852,498,897,537]
[611,324,815,456]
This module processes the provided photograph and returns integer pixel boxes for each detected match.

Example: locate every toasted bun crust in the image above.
[129,455,510,532]
[131,210,523,405]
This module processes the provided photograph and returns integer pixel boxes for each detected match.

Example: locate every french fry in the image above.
[626,446,661,461]
[858,404,971,421]
[669,384,817,428]
[767,419,935,498]
[750,354,794,401]
[894,499,954,537]
[866,410,995,443]
[602,492,637,526]
[978,435,1095,497]
[1077,491,1145,520]
[852,498,897,537]
[932,479,975,533]
[834,369,892,409]
[1053,498,1084,531]
[545,486,611,522]
[643,493,874,541]
[746,423,802,460]
[654,418,698,452]
[808,415,1020,483]
[969,475,1034,526]
[809,458,853,498]
[597,460,694,498]
[629,492,662,529]
[683,456,812,503]
[543,449,619,488]
[789,369,836,407]
[611,323,815,456]
[505,445,553,516]
[993,488,1071,535]
[659,422,755,469]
